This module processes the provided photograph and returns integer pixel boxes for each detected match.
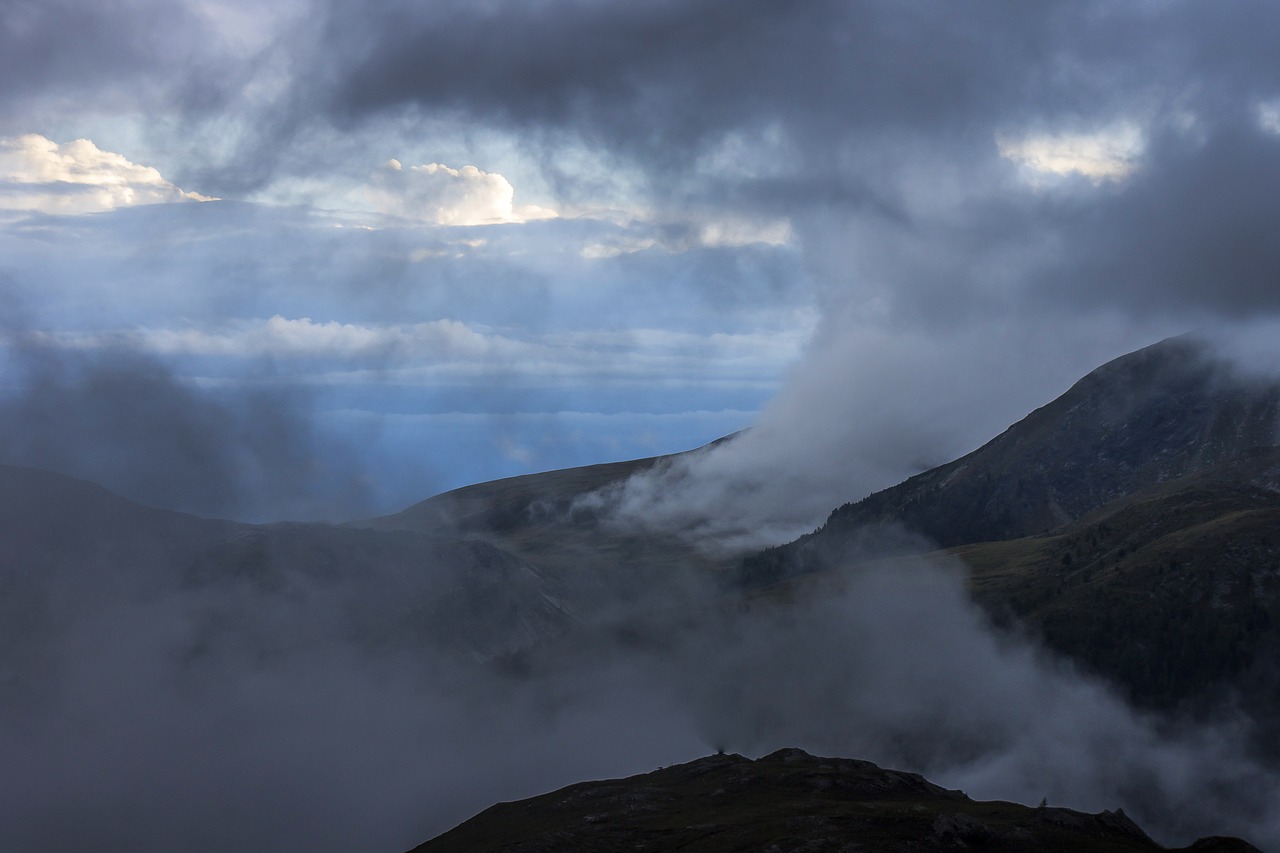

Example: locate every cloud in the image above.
[0,134,214,215]
[268,0,1280,324]
[367,159,555,225]
[22,315,809,393]
[1259,99,1280,135]
[998,123,1146,183]
[0,328,371,521]
[42,315,504,360]
[1038,118,1280,316]
[580,212,792,258]
[6,499,1278,851]
[661,550,1280,849]
[592,311,1180,554]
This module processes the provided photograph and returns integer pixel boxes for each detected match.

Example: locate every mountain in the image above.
[737,336,1280,731]
[741,336,1280,586]
[959,459,1280,711]
[5,338,1280,850]
[10,337,1279,713]
[407,748,1262,853]
[358,336,1280,722]
[360,437,740,611]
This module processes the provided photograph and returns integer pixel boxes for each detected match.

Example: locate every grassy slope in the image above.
[362,441,742,585]
[954,471,1280,715]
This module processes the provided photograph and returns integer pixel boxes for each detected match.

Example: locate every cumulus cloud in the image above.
[0,134,214,214]
[367,159,555,225]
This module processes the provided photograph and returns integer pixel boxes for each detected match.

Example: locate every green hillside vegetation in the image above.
[957,469,1280,721]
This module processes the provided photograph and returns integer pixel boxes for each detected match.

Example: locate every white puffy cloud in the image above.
[997,124,1146,184]
[0,134,215,214]
[367,159,556,226]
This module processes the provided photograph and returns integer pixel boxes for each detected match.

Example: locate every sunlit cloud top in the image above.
[997,124,1146,184]
[0,134,215,214]
[367,159,556,226]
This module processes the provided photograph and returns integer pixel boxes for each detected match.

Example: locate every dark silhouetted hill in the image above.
[407,748,1262,853]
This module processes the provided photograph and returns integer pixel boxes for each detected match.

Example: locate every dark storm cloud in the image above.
[300,0,1279,167]
[16,0,1280,320]
[321,1,1067,129]
[1045,118,1280,316]
[311,0,1058,171]
[276,0,1280,321]
[0,0,205,122]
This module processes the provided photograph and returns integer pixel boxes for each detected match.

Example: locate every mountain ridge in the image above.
[741,335,1280,586]
[407,748,1264,853]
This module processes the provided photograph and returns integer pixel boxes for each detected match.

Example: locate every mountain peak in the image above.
[742,336,1280,587]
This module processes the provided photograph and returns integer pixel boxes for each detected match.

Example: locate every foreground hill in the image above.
[408,748,1261,853]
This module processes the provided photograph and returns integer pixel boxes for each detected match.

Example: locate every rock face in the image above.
[407,748,1262,853]
[741,336,1280,586]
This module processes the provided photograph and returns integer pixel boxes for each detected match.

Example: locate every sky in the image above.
[3,0,1280,525]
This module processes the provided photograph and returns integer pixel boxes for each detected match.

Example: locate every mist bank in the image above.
[2,466,1276,851]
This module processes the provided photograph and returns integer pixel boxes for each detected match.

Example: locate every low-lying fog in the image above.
[2,496,1278,852]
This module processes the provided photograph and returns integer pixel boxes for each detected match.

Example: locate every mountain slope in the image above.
[742,336,1280,586]
[731,337,1280,745]
[361,438,741,592]
[407,748,1262,853]
[950,454,1280,731]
